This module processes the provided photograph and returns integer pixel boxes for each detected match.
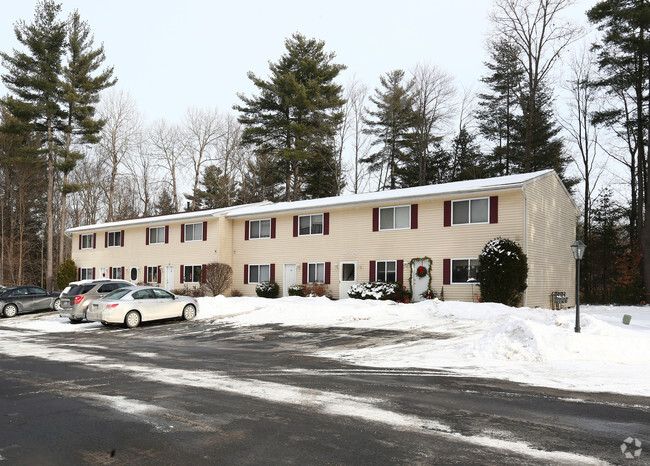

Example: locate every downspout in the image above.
[521,183,529,307]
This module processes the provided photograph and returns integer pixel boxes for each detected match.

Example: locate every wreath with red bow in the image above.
[416,265,428,278]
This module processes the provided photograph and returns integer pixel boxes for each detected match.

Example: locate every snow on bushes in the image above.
[347,282,408,301]
[255,281,279,298]
[476,237,528,306]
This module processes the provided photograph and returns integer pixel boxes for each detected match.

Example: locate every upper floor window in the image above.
[80,234,94,249]
[299,214,323,236]
[452,198,489,225]
[250,219,271,239]
[451,258,479,283]
[376,260,397,282]
[307,262,325,283]
[379,206,410,230]
[184,223,203,242]
[149,226,165,244]
[107,231,122,247]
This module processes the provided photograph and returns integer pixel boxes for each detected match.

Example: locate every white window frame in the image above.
[184,264,202,283]
[248,264,270,284]
[376,260,397,282]
[249,219,271,240]
[451,197,490,226]
[79,267,93,280]
[184,223,203,242]
[149,226,165,244]
[379,205,411,231]
[111,266,123,280]
[107,230,122,248]
[307,262,325,284]
[146,266,159,283]
[81,234,94,249]
[450,258,480,284]
[299,214,324,236]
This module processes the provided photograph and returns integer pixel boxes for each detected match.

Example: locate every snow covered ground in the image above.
[3,296,649,397]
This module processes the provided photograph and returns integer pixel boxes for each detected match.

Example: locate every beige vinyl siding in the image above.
[523,174,578,308]
[231,188,525,299]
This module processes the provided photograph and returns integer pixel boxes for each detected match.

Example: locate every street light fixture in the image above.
[571,240,586,333]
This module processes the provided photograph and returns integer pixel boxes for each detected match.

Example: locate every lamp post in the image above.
[571,240,586,333]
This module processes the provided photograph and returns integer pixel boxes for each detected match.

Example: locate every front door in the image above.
[339,262,357,299]
[283,263,297,296]
[164,265,175,291]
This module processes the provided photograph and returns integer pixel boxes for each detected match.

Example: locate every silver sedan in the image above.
[86,286,198,328]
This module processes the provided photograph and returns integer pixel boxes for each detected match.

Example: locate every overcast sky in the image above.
[1,0,596,125]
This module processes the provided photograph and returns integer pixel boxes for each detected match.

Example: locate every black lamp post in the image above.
[571,240,586,333]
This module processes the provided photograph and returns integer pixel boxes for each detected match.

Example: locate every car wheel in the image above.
[182,304,196,321]
[3,304,18,318]
[101,322,109,327]
[124,310,141,328]
[69,317,83,324]
[53,298,62,312]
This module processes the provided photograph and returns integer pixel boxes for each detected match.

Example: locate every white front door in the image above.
[411,259,431,302]
[283,263,297,296]
[129,266,139,284]
[165,265,175,291]
[339,262,357,299]
[99,267,107,279]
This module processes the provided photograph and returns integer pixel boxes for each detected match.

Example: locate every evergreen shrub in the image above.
[255,281,279,298]
[476,237,528,306]
[348,282,409,301]
[56,259,77,290]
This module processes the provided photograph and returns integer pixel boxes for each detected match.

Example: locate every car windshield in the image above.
[103,288,132,300]
[68,284,95,295]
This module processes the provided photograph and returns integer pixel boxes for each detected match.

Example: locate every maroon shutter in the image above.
[158,266,161,284]
[181,224,185,242]
[105,232,108,248]
[271,218,276,239]
[165,226,169,243]
[324,213,330,235]
[490,196,498,224]
[244,265,248,284]
[92,267,96,279]
[397,260,404,283]
[270,264,275,282]
[78,235,82,250]
[372,208,379,231]
[444,201,452,227]
[411,204,418,229]
[121,266,124,279]
[77,268,81,280]
[203,221,207,241]
[302,263,308,284]
[201,264,206,283]
[109,268,113,279]
[93,233,96,249]
[180,265,185,284]
[325,262,331,284]
[369,261,376,282]
[293,216,298,237]
[146,227,150,245]
[120,230,124,247]
[443,259,451,285]
[245,221,250,240]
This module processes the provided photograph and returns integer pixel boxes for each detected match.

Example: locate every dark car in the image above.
[59,279,132,322]
[0,286,60,318]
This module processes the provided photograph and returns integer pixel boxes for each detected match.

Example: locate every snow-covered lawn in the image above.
[3,296,649,397]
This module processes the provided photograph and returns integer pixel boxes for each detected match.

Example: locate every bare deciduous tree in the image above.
[346,79,372,193]
[215,114,245,206]
[124,138,157,217]
[202,262,233,296]
[149,119,187,213]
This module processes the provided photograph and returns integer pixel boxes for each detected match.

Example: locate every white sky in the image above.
[0,0,597,125]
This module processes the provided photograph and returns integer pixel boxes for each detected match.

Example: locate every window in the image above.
[249,219,271,239]
[452,198,489,225]
[184,223,204,242]
[152,288,174,299]
[248,264,270,283]
[133,289,155,300]
[376,260,397,282]
[183,264,202,283]
[107,231,122,247]
[79,268,93,280]
[341,263,356,282]
[379,206,410,230]
[307,262,325,283]
[81,234,94,249]
[451,258,479,284]
[146,266,159,283]
[299,214,323,236]
[149,226,165,244]
[111,267,123,280]
[98,283,124,293]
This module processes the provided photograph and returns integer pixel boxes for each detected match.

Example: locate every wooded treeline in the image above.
[0,0,647,303]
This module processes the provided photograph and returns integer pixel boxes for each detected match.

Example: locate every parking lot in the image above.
[1,311,648,464]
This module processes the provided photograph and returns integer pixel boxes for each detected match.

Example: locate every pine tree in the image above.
[363,70,415,190]
[187,165,240,209]
[235,33,346,201]
[449,126,486,181]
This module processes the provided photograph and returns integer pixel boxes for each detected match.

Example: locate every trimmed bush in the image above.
[348,282,408,301]
[255,281,279,298]
[476,237,528,307]
[56,259,77,290]
[288,284,304,296]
